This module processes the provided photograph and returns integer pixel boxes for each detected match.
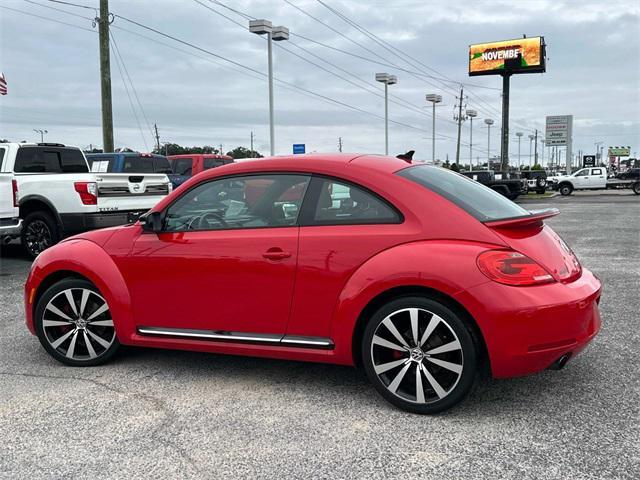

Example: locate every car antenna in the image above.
[396,150,415,163]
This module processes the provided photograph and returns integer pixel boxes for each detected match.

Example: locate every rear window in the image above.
[203,158,225,170]
[153,156,172,173]
[171,158,193,176]
[14,147,88,173]
[397,165,529,221]
[122,157,155,173]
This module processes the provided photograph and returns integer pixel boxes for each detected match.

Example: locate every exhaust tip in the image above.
[547,352,572,371]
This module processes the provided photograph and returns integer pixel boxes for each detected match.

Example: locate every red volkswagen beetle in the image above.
[24,154,602,413]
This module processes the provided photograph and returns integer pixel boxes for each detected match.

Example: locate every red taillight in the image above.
[12,179,19,207]
[477,250,555,286]
[74,182,98,205]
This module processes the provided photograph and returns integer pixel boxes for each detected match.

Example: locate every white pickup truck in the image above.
[550,166,640,196]
[0,142,172,257]
[0,172,21,243]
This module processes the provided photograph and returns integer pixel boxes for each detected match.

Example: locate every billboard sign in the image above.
[545,115,573,146]
[292,144,305,154]
[469,37,545,76]
[583,155,596,167]
[608,146,630,156]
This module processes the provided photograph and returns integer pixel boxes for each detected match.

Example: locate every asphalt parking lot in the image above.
[1,195,638,479]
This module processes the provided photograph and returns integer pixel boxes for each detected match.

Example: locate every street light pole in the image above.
[516,132,523,170]
[426,93,442,163]
[466,109,477,169]
[484,118,494,170]
[33,129,48,143]
[250,20,288,156]
[528,134,534,169]
[376,73,397,155]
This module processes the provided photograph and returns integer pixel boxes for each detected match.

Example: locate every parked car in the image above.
[0,173,21,243]
[0,142,172,257]
[24,153,602,414]
[519,170,547,194]
[550,167,640,195]
[167,153,234,188]
[460,170,525,200]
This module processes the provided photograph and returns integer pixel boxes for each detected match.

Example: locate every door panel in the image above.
[126,228,298,334]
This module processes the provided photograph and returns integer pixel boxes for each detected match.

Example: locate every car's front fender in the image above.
[329,240,497,364]
[25,239,133,339]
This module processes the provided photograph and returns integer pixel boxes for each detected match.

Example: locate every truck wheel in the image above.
[632,182,640,195]
[536,187,546,194]
[559,183,573,196]
[22,211,59,258]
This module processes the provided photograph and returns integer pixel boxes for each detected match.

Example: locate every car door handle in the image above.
[262,249,292,260]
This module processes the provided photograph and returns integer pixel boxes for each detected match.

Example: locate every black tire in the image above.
[559,183,573,196]
[362,296,478,414]
[21,211,59,258]
[536,187,546,194]
[633,182,640,195]
[34,278,120,367]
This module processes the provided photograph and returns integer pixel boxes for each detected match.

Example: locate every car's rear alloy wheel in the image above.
[362,297,477,413]
[35,279,119,366]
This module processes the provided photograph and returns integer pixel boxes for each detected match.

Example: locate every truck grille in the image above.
[98,184,169,197]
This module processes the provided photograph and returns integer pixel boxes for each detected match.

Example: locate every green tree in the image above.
[443,160,451,169]
[226,146,263,159]
[153,143,220,156]
[532,163,543,170]
[450,162,460,172]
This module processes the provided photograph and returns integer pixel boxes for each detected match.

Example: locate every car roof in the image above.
[168,153,233,159]
[195,153,411,180]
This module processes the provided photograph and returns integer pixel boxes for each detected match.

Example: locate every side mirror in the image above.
[140,211,163,232]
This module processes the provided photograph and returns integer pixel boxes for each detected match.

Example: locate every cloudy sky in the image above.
[1,0,639,164]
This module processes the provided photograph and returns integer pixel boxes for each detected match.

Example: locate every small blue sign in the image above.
[293,144,305,154]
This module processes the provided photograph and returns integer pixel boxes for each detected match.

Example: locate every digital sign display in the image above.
[469,37,545,76]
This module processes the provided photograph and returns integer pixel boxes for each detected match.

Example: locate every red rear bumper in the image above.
[455,268,602,378]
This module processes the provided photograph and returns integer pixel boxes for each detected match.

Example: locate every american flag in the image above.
[0,73,7,95]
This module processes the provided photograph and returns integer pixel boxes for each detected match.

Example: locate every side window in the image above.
[203,158,224,170]
[172,158,193,176]
[0,147,6,171]
[14,148,61,172]
[60,149,89,173]
[163,174,310,231]
[592,168,602,175]
[574,169,589,177]
[311,178,401,225]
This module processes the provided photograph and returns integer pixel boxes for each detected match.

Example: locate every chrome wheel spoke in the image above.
[83,331,98,359]
[387,363,411,393]
[50,329,76,349]
[86,328,111,349]
[426,339,461,355]
[66,331,79,359]
[374,358,408,375]
[87,303,109,321]
[426,357,463,374]
[43,319,72,327]
[64,290,78,317]
[372,335,405,352]
[421,364,447,399]
[79,289,90,318]
[89,319,114,327]
[415,364,425,403]
[409,308,419,346]
[382,317,409,348]
[419,314,442,347]
[46,304,73,321]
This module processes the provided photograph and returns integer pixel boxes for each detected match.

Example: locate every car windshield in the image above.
[396,165,529,221]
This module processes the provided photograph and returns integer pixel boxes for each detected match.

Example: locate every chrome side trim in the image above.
[137,327,334,350]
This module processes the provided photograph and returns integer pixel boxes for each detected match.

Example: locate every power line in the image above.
[109,30,155,142]
[1,5,95,33]
[25,0,93,21]
[109,33,149,150]
[45,0,96,11]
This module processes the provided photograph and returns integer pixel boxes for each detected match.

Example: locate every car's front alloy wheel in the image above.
[363,297,477,413]
[35,279,119,366]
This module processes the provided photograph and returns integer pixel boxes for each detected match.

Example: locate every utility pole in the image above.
[454,86,465,165]
[534,129,538,166]
[154,123,160,152]
[250,131,254,157]
[500,73,511,172]
[98,0,114,152]
[338,137,343,152]
[219,144,223,156]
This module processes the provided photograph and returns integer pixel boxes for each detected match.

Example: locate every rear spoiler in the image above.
[483,208,560,228]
